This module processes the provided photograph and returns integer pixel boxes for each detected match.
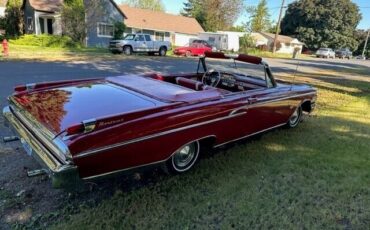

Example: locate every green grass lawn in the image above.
[48,65,370,229]
[0,44,112,61]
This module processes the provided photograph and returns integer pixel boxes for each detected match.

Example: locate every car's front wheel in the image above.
[163,141,200,174]
[123,46,132,55]
[159,47,167,56]
[286,106,303,128]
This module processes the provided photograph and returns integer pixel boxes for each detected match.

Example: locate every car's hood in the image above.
[11,80,163,134]
[175,46,188,50]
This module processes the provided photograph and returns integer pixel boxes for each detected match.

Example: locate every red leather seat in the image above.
[176,77,205,91]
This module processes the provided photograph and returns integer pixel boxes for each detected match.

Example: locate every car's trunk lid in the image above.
[11,80,164,135]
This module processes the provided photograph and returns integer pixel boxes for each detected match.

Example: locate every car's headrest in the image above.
[175,77,205,91]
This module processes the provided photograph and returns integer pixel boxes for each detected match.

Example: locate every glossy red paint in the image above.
[4,52,317,182]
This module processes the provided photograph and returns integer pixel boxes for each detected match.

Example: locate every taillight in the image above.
[14,83,36,93]
[66,123,84,136]
[14,85,27,92]
[65,119,96,136]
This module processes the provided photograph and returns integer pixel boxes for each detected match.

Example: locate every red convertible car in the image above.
[3,52,316,187]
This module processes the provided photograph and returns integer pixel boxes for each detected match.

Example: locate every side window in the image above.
[145,35,151,41]
[137,35,145,41]
[27,17,33,31]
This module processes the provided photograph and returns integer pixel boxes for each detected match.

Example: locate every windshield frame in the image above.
[197,56,277,89]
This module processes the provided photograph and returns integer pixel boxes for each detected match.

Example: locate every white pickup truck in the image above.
[109,34,171,56]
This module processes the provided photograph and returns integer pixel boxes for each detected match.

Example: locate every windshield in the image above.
[199,57,274,88]
[318,48,329,51]
[123,34,135,40]
[204,58,266,81]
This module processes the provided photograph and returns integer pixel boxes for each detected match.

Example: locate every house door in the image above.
[47,19,53,34]
[39,17,53,34]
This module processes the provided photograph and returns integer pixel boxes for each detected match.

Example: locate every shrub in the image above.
[113,21,126,40]
[239,34,256,53]
[9,34,80,48]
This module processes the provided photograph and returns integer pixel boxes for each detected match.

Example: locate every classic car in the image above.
[174,40,213,57]
[3,52,317,187]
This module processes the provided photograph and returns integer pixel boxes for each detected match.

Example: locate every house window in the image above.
[155,32,165,41]
[27,17,33,31]
[97,22,114,37]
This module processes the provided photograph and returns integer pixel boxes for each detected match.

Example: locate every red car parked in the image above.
[3,52,317,187]
[174,40,213,57]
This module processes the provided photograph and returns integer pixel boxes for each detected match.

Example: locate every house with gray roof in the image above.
[22,0,126,47]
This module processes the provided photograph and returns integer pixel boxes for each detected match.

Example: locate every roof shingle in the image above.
[120,5,204,35]
[259,32,296,43]
[28,0,63,12]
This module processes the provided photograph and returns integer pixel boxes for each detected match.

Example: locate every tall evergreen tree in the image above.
[281,0,361,50]
[246,0,270,32]
[180,0,205,30]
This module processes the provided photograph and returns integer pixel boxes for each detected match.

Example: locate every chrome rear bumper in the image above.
[3,106,79,188]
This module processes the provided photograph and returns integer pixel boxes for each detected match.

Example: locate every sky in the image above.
[158,0,370,30]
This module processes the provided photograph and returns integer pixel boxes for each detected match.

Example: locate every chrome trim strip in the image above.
[82,135,215,180]
[75,113,245,159]
[213,123,286,148]
[230,92,316,113]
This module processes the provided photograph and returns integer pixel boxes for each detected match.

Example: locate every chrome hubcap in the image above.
[290,107,300,125]
[173,142,198,169]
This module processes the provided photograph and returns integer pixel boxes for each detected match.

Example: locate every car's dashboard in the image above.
[218,72,266,91]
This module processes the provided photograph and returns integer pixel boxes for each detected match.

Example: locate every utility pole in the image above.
[362,29,369,57]
[272,0,285,53]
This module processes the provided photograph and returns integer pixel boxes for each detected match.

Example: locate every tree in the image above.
[246,0,270,32]
[181,0,243,31]
[124,0,165,12]
[180,0,205,29]
[62,0,86,44]
[203,0,243,31]
[113,21,126,40]
[4,0,23,37]
[229,25,246,32]
[281,0,361,50]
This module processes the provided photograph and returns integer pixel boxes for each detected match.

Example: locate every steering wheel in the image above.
[202,69,221,87]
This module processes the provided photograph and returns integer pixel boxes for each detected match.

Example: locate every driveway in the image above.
[0,56,369,228]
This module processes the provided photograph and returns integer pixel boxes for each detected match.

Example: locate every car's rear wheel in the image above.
[163,141,200,174]
[185,50,192,57]
[159,47,167,56]
[123,46,132,55]
[287,106,303,128]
